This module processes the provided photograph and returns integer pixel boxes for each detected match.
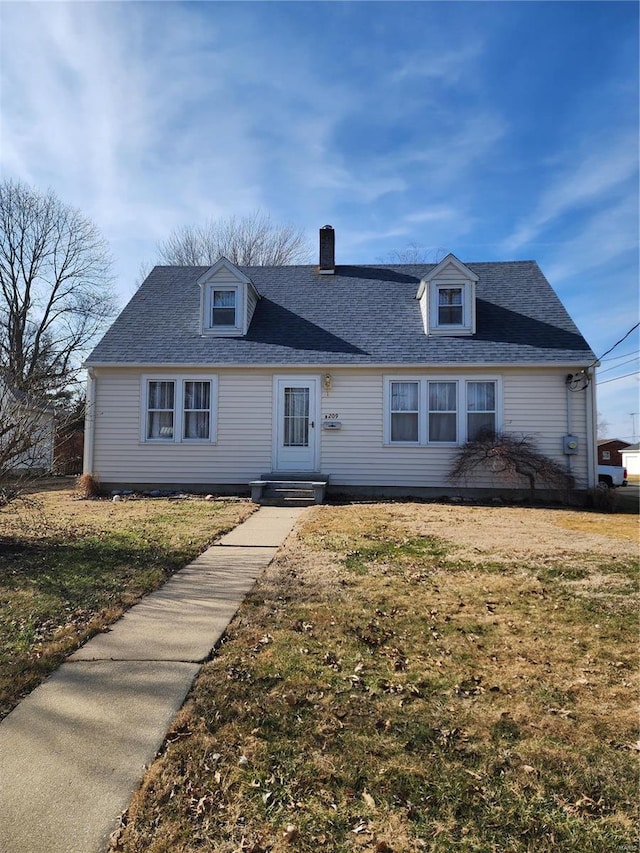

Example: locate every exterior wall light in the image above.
[323,373,332,391]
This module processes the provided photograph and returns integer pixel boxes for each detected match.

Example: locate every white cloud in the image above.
[391,42,484,85]
[544,195,639,284]
[502,135,639,253]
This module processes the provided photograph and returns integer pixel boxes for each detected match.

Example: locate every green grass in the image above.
[0,486,254,717]
[112,503,639,853]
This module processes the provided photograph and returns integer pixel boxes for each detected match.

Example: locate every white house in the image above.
[621,443,640,476]
[83,227,597,502]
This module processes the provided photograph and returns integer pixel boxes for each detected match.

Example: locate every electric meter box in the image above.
[563,434,579,455]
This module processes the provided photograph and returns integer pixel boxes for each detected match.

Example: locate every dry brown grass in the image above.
[113,502,639,853]
[0,483,256,717]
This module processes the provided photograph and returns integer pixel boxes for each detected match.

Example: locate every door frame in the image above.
[272,375,321,472]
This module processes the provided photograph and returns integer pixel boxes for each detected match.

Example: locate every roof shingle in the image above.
[86,261,594,366]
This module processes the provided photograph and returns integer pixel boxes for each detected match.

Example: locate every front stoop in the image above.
[249,473,329,506]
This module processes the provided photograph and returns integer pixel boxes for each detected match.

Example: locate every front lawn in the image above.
[111,502,639,852]
[0,483,255,718]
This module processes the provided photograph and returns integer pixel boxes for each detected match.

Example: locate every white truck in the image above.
[597,465,628,488]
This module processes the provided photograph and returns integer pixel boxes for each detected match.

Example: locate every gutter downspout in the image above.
[83,368,96,475]
[565,380,573,476]
[585,370,597,488]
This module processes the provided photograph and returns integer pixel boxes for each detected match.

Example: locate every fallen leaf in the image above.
[362,790,376,809]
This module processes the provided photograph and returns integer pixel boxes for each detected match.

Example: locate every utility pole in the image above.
[630,412,639,442]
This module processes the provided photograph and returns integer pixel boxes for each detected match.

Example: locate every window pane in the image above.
[212,290,236,326]
[214,291,235,307]
[429,382,456,411]
[148,381,174,410]
[283,387,309,447]
[184,411,210,440]
[391,382,418,412]
[391,412,419,442]
[467,382,496,440]
[184,381,210,410]
[438,288,463,325]
[183,381,210,440]
[439,288,462,306]
[147,411,174,439]
[467,382,495,412]
[427,382,456,442]
[429,413,456,442]
[468,412,495,441]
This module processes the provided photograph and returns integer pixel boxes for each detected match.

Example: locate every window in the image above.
[428,381,457,442]
[142,376,217,443]
[183,381,211,440]
[438,288,463,326]
[385,377,499,446]
[201,284,242,334]
[390,381,419,442]
[602,450,611,461]
[283,387,310,447]
[211,289,237,327]
[467,381,496,441]
[147,381,175,440]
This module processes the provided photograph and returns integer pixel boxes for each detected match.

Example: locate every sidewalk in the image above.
[0,506,305,853]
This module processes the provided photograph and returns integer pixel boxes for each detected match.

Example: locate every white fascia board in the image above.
[196,257,254,287]
[425,253,479,282]
[84,360,595,371]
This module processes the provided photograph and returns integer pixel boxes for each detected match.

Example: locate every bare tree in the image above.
[156,211,312,268]
[597,411,609,438]
[449,431,575,497]
[380,242,447,265]
[0,179,114,394]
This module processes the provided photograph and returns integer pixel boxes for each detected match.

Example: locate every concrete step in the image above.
[250,478,327,506]
[259,496,316,507]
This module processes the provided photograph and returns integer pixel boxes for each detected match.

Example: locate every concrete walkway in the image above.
[0,506,305,853]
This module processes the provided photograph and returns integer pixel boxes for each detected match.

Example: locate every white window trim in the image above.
[384,375,501,446]
[428,279,476,336]
[201,283,245,336]
[140,374,218,444]
[388,379,422,445]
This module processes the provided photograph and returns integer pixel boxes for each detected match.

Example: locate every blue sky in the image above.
[1,1,638,440]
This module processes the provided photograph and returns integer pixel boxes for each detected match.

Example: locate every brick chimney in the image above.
[319,225,335,274]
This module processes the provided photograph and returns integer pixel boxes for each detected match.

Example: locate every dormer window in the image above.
[416,253,478,336]
[438,286,463,326]
[197,257,260,337]
[210,287,238,329]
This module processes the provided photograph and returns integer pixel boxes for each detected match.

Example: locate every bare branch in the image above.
[449,431,575,496]
[156,210,312,269]
[0,179,115,394]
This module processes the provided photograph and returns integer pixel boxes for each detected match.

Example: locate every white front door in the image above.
[274,378,319,472]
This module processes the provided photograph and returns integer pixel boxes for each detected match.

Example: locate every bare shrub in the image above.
[449,431,575,498]
[75,473,100,499]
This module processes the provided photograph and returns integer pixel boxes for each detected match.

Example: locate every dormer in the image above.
[197,258,260,337]
[416,253,478,336]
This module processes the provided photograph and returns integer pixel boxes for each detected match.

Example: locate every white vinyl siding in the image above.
[90,366,591,490]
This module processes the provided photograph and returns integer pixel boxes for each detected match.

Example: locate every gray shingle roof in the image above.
[86,262,594,366]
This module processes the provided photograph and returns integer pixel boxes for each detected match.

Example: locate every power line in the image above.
[587,322,640,370]
[597,370,640,386]
[597,356,640,375]
[600,348,640,363]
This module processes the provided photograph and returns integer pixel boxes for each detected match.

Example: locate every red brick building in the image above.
[597,439,630,466]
